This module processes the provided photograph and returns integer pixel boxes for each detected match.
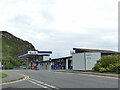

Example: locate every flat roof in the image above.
[51,56,72,61]
[73,48,119,53]
[40,60,51,63]
[18,51,52,57]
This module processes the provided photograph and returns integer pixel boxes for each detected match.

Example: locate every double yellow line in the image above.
[53,71,120,79]
[0,73,29,85]
[78,73,120,79]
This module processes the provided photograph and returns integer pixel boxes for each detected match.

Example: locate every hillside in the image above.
[0,31,36,69]
[1,31,35,58]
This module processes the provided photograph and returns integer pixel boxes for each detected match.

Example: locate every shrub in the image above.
[109,64,115,72]
[114,64,120,74]
[93,64,101,71]
[93,55,119,73]
[5,62,13,69]
[22,62,26,65]
[2,56,23,69]
[100,55,118,68]
[99,67,106,73]
[106,67,110,72]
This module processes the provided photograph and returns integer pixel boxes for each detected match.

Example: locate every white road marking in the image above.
[28,80,48,88]
[28,78,58,89]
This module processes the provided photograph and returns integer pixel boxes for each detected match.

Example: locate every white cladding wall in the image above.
[39,62,51,70]
[73,53,85,70]
[73,52,101,70]
[66,59,68,69]
[43,56,50,61]
[85,52,101,70]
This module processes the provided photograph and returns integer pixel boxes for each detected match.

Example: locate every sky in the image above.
[0,0,119,58]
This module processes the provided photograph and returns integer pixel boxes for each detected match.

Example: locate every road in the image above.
[1,70,119,89]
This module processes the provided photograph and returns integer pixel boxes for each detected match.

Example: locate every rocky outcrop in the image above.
[0,31,36,59]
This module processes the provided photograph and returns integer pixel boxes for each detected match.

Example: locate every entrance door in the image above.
[68,60,72,69]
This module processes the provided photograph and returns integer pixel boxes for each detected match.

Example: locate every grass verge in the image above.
[0,72,8,79]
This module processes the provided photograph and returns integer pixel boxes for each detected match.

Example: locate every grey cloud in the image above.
[30,28,117,58]
[41,10,54,23]
[7,26,118,58]
[1,0,118,58]
[8,15,32,25]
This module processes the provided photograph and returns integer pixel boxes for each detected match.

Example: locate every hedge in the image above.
[93,55,120,73]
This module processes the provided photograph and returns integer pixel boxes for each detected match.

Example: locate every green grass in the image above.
[0,72,8,79]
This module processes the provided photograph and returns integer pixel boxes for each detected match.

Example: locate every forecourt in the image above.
[2,70,118,89]
[18,51,52,69]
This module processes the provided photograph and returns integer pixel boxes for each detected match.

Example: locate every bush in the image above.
[106,67,110,72]
[99,67,106,73]
[22,62,26,65]
[93,55,119,73]
[93,64,101,71]
[108,64,116,72]
[2,56,23,69]
[114,64,120,74]
[5,62,13,69]
[99,55,118,68]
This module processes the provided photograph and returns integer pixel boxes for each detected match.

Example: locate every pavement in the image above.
[0,70,25,83]
[53,70,119,78]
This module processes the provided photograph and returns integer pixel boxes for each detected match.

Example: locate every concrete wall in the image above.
[85,52,101,70]
[72,52,101,70]
[73,53,85,70]
[39,62,51,70]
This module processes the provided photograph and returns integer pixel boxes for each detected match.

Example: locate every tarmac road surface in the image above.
[1,70,119,89]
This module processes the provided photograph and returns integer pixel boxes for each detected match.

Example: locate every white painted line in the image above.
[30,78,58,89]
[28,80,48,88]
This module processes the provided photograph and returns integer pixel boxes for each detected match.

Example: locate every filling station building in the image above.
[72,48,118,70]
[38,56,72,70]
[51,56,72,70]
[18,48,118,71]
[18,51,52,69]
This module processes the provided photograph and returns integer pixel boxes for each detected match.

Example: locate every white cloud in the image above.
[0,0,118,58]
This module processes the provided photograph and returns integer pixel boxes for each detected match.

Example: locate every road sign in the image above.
[28,51,38,54]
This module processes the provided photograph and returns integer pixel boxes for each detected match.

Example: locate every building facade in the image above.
[51,56,72,70]
[39,60,51,70]
[72,48,119,70]
[20,48,118,71]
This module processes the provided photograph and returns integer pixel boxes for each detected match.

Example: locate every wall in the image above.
[43,56,50,61]
[72,52,101,70]
[39,62,51,70]
[85,52,101,70]
[73,53,85,70]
